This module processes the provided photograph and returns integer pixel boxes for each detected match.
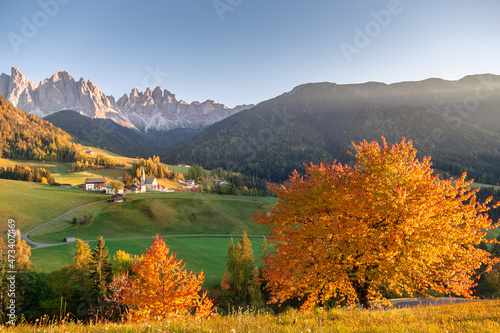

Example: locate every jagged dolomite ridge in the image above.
[0,67,253,131]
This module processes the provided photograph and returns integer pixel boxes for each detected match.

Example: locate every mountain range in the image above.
[3,66,500,185]
[162,74,500,183]
[0,67,253,131]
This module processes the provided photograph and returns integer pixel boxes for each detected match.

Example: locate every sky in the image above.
[1,0,499,108]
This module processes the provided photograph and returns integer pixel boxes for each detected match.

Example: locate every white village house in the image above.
[85,178,107,191]
[131,183,146,193]
[105,183,125,195]
[85,168,166,193]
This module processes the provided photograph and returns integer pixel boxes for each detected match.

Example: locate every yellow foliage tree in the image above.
[254,137,499,310]
[121,235,213,321]
[14,234,31,271]
[112,250,140,276]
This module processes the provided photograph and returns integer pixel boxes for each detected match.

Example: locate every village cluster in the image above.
[84,166,176,202]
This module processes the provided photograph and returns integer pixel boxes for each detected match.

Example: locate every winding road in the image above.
[21,199,109,249]
[21,199,264,249]
[387,297,482,309]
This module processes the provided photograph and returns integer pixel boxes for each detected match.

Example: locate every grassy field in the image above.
[0,147,191,185]
[77,145,137,167]
[7,300,500,332]
[0,179,107,234]
[14,187,274,287]
[0,157,89,185]
[31,235,267,288]
[29,191,273,243]
[77,145,193,178]
[157,178,184,189]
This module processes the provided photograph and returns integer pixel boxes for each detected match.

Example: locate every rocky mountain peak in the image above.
[130,88,139,98]
[50,70,74,83]
[0,67,252,131]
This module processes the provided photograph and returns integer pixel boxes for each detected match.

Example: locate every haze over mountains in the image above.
[0,67,253,131]
[163,74,500,182]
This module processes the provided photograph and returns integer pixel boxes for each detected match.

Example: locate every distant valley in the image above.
[43,110,204,158]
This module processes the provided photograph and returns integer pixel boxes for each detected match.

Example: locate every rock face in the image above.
[0,67,253,131]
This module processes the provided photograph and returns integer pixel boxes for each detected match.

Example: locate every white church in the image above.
[131,167,158,192]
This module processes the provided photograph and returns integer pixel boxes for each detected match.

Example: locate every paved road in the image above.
[21,199,109,249]
[386,297,482,309]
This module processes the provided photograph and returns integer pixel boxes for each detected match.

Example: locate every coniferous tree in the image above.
[71,238,93,318]
[121,235,213,321]
[223,232,262,309]
[112,250,139,276]
[90,236,112,298]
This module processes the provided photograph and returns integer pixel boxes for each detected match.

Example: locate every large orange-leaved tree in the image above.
[121,235,213,321]
[254,137,499,310]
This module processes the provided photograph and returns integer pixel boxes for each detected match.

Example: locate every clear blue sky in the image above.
[1,0,499,107]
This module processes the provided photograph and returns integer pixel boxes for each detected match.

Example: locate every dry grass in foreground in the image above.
[3,300,500,332]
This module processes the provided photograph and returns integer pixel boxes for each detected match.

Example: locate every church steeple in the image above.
[140,166,146,184]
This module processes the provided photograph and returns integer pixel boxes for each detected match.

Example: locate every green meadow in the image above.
[1,178,274,287]
[28,191,273,244]
[31,236,267,288]
[1,146,274,288]
[0,179,107,234]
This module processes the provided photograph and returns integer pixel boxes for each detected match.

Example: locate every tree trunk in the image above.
[352,280,372,309]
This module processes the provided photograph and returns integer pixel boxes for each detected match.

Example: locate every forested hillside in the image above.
[44,110,203,158]
[162,83,500,183]
[0,95,77,161]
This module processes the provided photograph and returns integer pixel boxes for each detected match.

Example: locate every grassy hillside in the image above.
[0,179,107,234]
[1,144,192,185]
[14,188,274,287]
[0,157,111,185]
[29,192,273,244]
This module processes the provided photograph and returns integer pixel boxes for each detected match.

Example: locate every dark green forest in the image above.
[162,98,500,184]
[44,110,203,158]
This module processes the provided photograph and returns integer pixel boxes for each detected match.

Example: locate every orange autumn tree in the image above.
[121,235,213,320]
[254,137,499,310]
